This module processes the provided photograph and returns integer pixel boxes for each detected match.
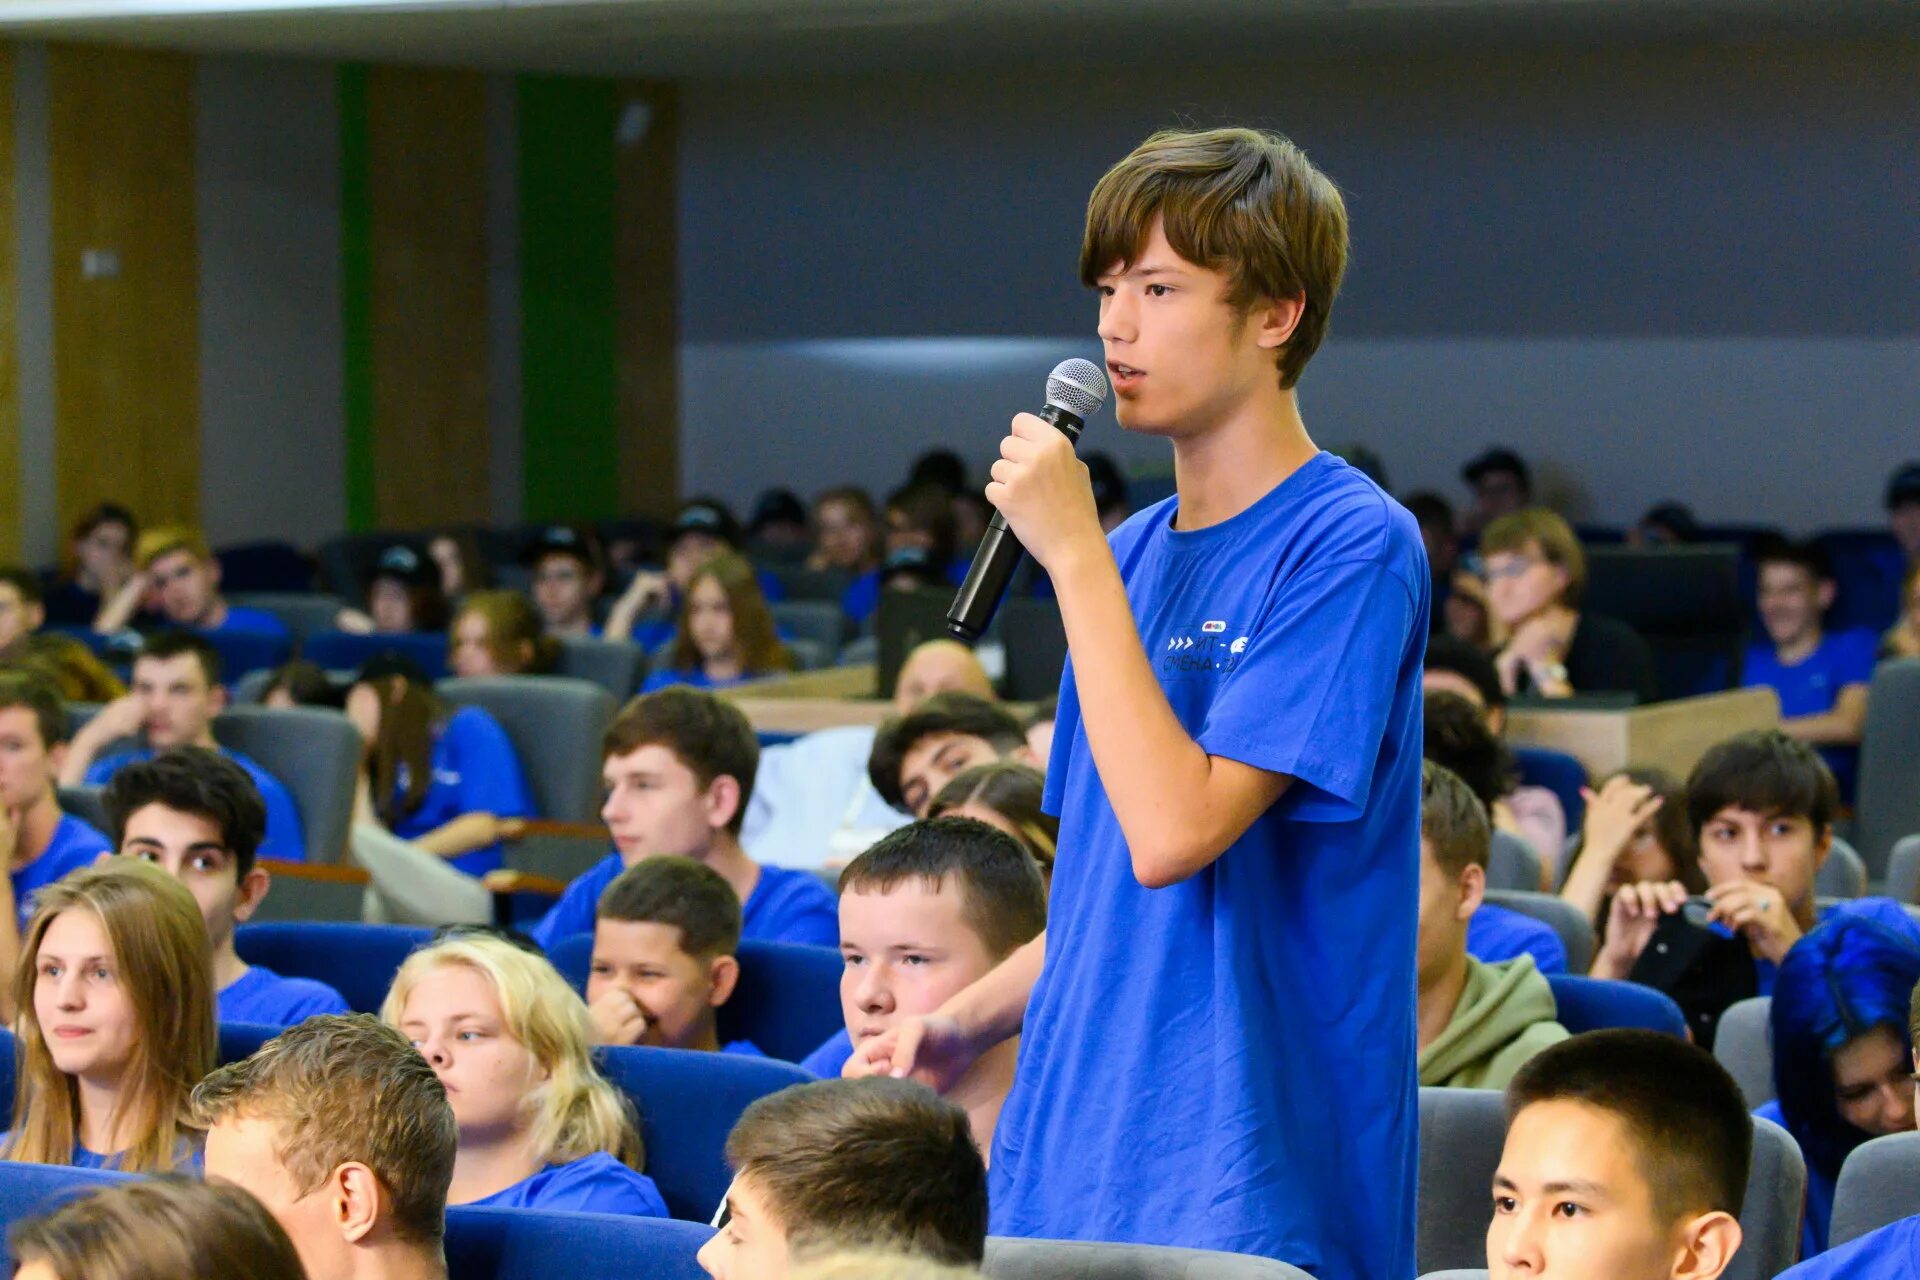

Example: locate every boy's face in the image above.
[1484,542,1567,628]
[892,644,992,716]
[601,744,729,865]
[1831,1025,1915,1138]
[814,499,875,570]
[1095,217,1299,440]
[669,533,728,589]
[1892,500,1920,562]
[1473,471,1529,525]
[838,875,998,1051]
[532,552,600,628]
[0,581,43,650]
[1755,562,1830,648]
[1490,1100,1696,1280]
[147,549,220,626]
[130,653,224,747]
[0,707,61,810]
[898,732,1022,818]
[587,918,734,1050]
[119,801,264,954]
[698,1175,790,1280]
[1695,804,1828,917]
[1416,837,1479,990]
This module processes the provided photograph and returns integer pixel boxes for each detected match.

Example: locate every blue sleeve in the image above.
[540,1162,669,1218]
[764,876,840,947]
[253,771,308,862]
[287,981,353,1019]
[450,710,535,820]
[799,1030,854,1078]
[82,754,124,788]
[1835,630,1881,686]
[1197,558,1419,821]
[529,880,599,952]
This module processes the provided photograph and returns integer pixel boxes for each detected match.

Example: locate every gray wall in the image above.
[677,37,1920,531]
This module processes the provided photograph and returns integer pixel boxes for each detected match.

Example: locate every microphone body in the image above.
[945,402,1087,642]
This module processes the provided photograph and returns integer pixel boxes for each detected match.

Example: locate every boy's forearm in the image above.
[940,931,1045,1053]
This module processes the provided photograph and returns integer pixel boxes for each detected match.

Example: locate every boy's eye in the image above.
[842,954,866,968]
[1096,285,1115,297]
[1492,1195,1516,1214]
[1552,1202,1584,1219]
[903,954,932,967]
[1145,284,1171,297]
[589,962,611,975]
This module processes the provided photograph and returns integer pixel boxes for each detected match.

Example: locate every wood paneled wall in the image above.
[0,45,19,563]
[615,81,678,519]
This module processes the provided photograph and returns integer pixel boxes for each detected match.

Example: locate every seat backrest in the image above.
[248,859,371,923]
[1712,996,1775,1108]
[0,1029,15,1132]
[1886,834,1920,906]
[438,676,616,823]
[1731,1116,1807,1280]
[444,1204,710,1280]
[1817,837,1869,900]
[760,563,852,604]
[1417,1088,1506,1275]
[554,636,645,699]
[226,592,350,645]
[770,599,848,651]
[594,1045,812,1222]
[215,541,315,594]
[202,627,293,684]
[213,705,361,863]
[1484,832,1542,894]
[1830,1130,1920,1248]
[218,1020,286,1066]
[302,629,451,681]
[0,1162,134,1262]
[1583,544,1745,701]
[983,1237,1313,1279]
[1510,746,1588,834]
[1544,975,1687,1038]
[1482,890,1595,974]
[1855,659,1920,879]
[54,786,110,836]
[234,922,433,1015]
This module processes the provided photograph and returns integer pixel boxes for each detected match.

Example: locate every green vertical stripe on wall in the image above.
[339,64,376,532]
[517,75,620,523]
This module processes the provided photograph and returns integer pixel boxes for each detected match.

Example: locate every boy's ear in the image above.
[1811,824,1833,870]
[705,775,743,833]
[333,1162,385,1244]
[1252,291,1306,352]
[47,741,69,775]
[209,684,230,715]
[708,954,741,1009]
[1816,580,1837,612]
[232,866,271,924]
[1458,862,1487,922]
[1671,1210,1741,1280]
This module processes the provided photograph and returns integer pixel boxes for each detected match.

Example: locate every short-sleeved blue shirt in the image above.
[213,606,292,640]
[800,1028,854,1078]
[990,454,1427,1276]
[218,965,351,1025]
[86,746,306,862]
[1779,1214,1920,1280]
[14,815,110,925]
[531,854,840,951]
[1743,628,1879,798]
[465,1152,669,1217]
[385,706,535,877]
[1466,902,1569,974]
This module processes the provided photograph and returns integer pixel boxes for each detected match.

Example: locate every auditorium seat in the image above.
[1815,836,1869,900]
[303,629,450,681]
[214,540,315,594]
[218,1020,286,1066]
[1713,996,1775,1108]
[1484,831,1543,893]
[1884,834,1920,904]
[759,563,852,605]
[444,1205,709,1280]
[1482,890,1595,974]
[1544,975,1687,1038]
[1852,659,1920,883]
[0,1029,14,1132]
[770,599,848,654]
[0,1162,133,1263]
[54,785,109,836]
[550,934,842,1064]
[227,591,351,645]
[235,922,432,1015]
[213,705,360,864]
[984,1237,1312,1278]
[554,635,646,699]
[1510,745,1587,833]
[593,1044,812,1221]
[438,676,615,824]
[201,627,293,684]
[1829,1131,1920,1248]
[1813,528,1905,635]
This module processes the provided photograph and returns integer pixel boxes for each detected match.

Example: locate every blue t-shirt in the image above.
[86,746,306,862]
[0,1132,201,1173]
[991,455,1427,1274]
[466,1152,668,1217]
[386,706,535,877]
[800,1029,854,1078]
[1746,897,1919,997]
[1780,1214,1920,1280]
[213,605,292,640]
[14,814,111,925]
[219,965,351,1025]
[722,1040,764,1057]
[530,854,838,951]
[1466,902,1569,974]
[1743,628,1879,799]
[640,667,758,694]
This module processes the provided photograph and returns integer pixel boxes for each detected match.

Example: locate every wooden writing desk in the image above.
[1505,687,1782,778]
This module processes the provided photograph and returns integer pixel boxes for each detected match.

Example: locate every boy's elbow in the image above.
[1129,837,1217,889]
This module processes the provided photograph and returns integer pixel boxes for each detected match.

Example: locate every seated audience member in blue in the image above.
[1761,914,1920,1258]
[383,932,668,1217]
[10,1175,309,1280]
[1490,1029,1748,1280]
[36,502,136,631]
[104,748,348,1025]
[1743,540,1879,801]
[0,672,111,971]
[605,499,754,650]
[346,655,535,878]
[1417,763,1567,1089]
[804,818,1045,1152]
[93,525,291,640]
[1593,730,1912,1006]
[640,553,795,693]
[585,855,761,1055]
[4,860,212,1172]
[526,688,837,950]
[523,525,607,641]
[837,484,961,625]
[333,543,451,637]
[0,567,46,660]
[198,1014,457,1280]
[448,590,558,680]
[867,693,1038,822]
[60,631,306,861]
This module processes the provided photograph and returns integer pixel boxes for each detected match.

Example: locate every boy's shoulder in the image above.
[1780,1214,1920,1280]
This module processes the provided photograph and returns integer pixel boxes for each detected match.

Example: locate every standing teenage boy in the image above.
[853,128,1426,1274]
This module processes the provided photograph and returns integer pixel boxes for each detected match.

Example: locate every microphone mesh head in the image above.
[1046,359,1108,420]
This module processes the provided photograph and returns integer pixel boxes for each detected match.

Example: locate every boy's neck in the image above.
[1416,945,1473,1053]
[448,1128,544,1206]
[1169,386,1318,531]
[950,1036,1021,1158]
[349,1241,450,1280]
[75,1074,135,1153]
[699,836,761,908]
[213,939,249,993]
[683,1012,723,1055]
[12,788,65,866]
[1773,625,1824,665]
[704,652,743,681]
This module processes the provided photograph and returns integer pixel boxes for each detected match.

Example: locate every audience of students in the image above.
[336,545,450,637]
[60,632,306,861]
[1422,683,1565,879]
[807,488,884,579]
[382,931,668,1216]
[1460,446,1533,537]
[699,1077,988,1280]
[9,1175,308,1280]
[1558,766,1702,926]
[642,552,795,693]
[1416,762,1568,1088]
[749,490,813,550]
[196,1013,458,1280]
[528,687,837,950]
[0,567,46,661]
[104,748,349,1025]
[38,503,137,631]
[8,633,127,704]
[868,692,1035,820]
[98,527,289,641]
[5,859,212,1173]
[585,855,757,1054]
[524,526,607,640]
[448,590,557,679]
[926,762,1056,884]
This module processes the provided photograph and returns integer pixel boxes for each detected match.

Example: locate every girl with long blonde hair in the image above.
[5,860,214,1172]
[381,931,667,1215]
[642,552,795,692]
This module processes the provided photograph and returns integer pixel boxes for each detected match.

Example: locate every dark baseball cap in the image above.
[370,544,434,588]
[1886,462,1920,510]
[521,525,601,569]
[1461,447,1530,487]
[671,499,742,547]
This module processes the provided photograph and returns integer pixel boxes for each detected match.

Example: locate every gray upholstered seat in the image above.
[1713,996,1775,1108]
[984,1238,1311,1279]
[1830,1131,1920,1248]
[1482,888,1596,973]
[437,676,616,823]
[213,705,361,864]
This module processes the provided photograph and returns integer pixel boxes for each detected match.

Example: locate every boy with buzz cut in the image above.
[195,1014,457,1280]
[527,687,837,950]
[1490,1028,1748,1280]
[804,817,1046,1152]
[697,1077,987,1280]
[867,693,1036,819]
[107,747,349,1025]
[585,854,762,1055]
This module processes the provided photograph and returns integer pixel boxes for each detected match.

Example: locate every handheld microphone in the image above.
[946,358,1109,641]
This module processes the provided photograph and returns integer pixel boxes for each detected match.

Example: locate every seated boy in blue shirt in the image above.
[585,855,760,1055]
[867,692,1037,820]
[801,817,1046,1153]
[527,687,837,950]
[104,748,348,1025]
[1489,1029,1747,1280]
[60,631,307,861]
[94,525,291,641]
[1744,540,1879,800]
